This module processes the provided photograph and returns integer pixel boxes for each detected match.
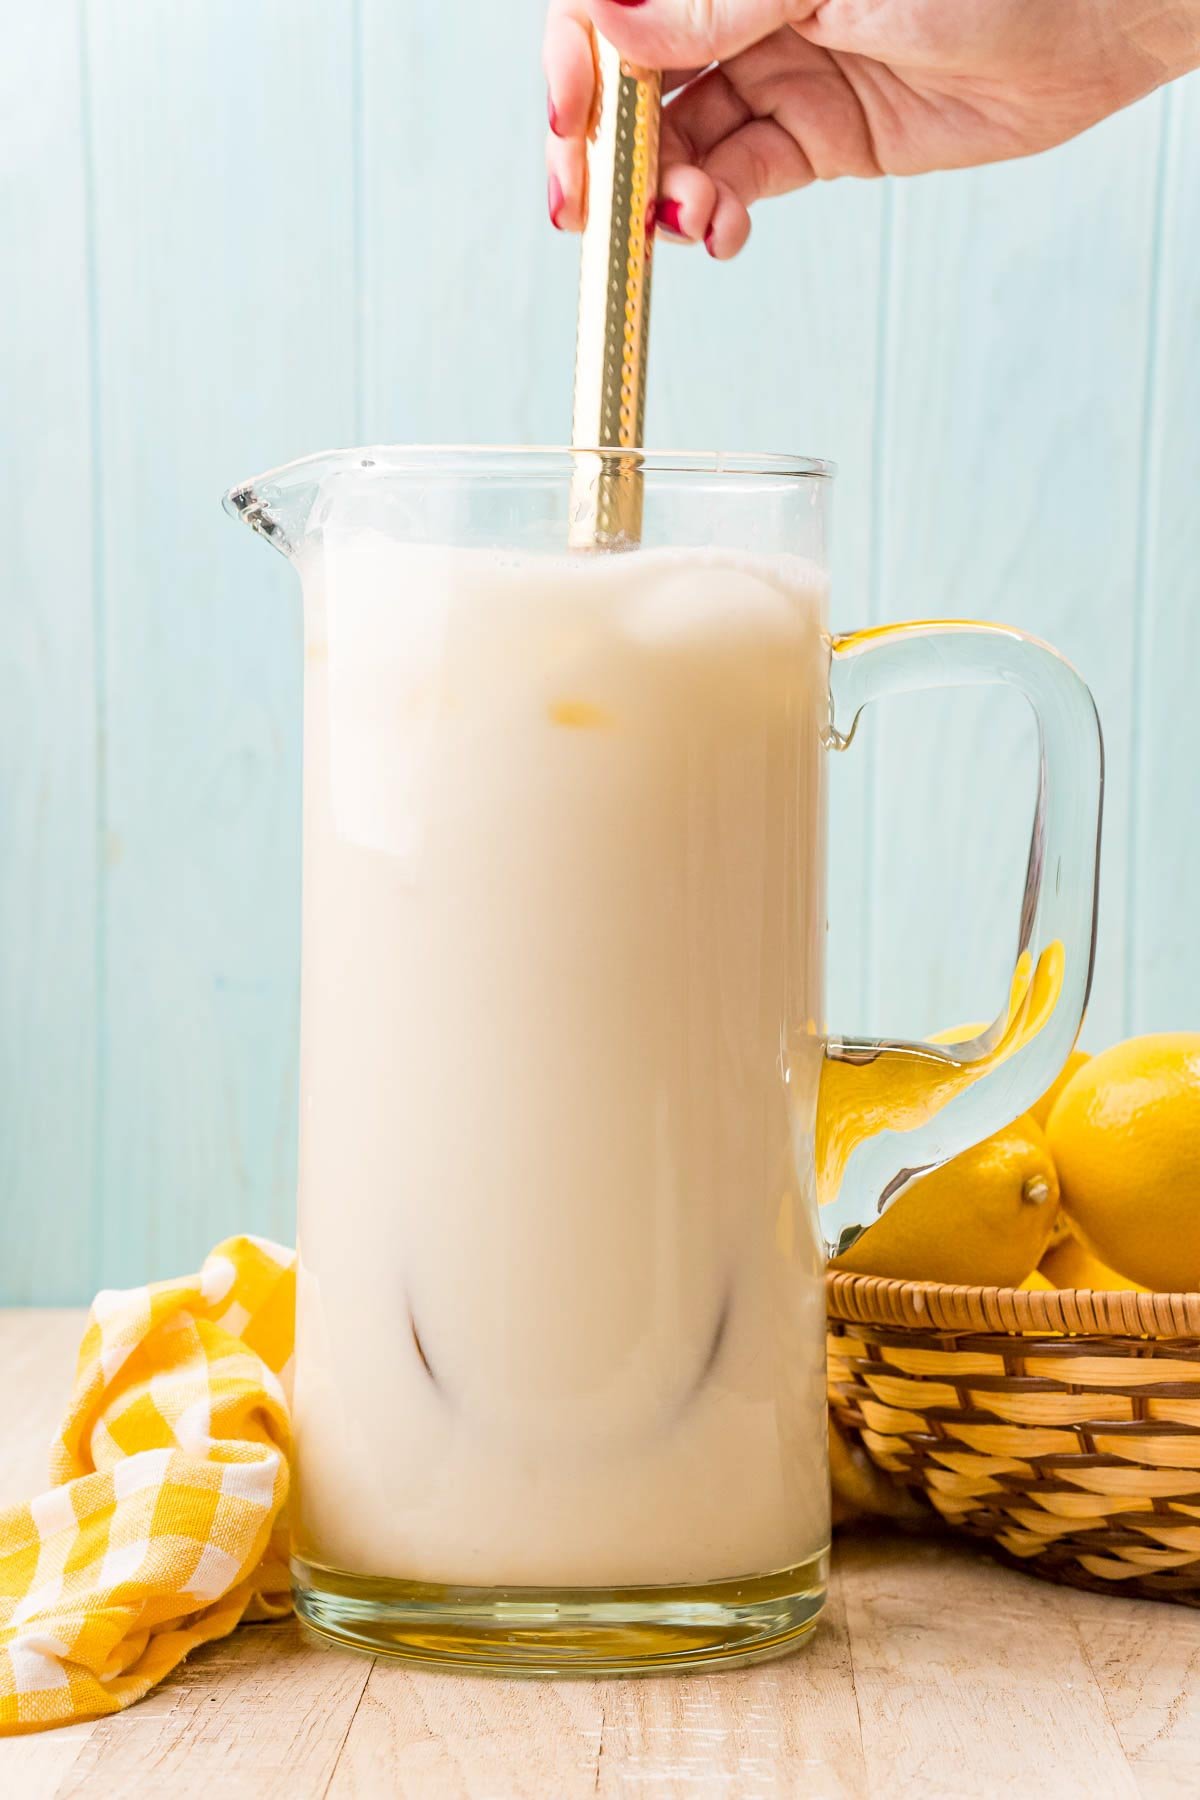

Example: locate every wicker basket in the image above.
[826,1272,1200,1605]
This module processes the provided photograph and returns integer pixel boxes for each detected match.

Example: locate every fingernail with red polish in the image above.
[704,224,716,257]
[657,197,684,236]
[547,93,561,136]
[548,174,565,229]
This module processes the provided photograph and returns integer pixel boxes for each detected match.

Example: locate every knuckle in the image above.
[680,0,722,60]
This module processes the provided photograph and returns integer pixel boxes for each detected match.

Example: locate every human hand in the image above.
[544,0,1200,258]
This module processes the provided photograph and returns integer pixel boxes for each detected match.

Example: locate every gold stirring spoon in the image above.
[568,30,662,550]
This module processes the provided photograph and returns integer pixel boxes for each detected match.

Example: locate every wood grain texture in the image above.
[82,0,358,1289]
[587,1570,868,1799]
[328,1567,867,1799]
[3,1311,1200,1798]
[1077,1583,1200,1798]
[327,1664,606,1798]
[1127,74,1200,1035]
[0,1722,100,1800]
[864,98,1166,1049]
[0,1309,83,1508]
[357,3,574,448]
[0,0,98,1303]
[54,1626,370,1800]
[838,1532,1143,1800]
[0,1315,100,1798]
[2,9,1198,1301]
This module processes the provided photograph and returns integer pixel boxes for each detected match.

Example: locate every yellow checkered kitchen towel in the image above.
[0,1236,295,1734]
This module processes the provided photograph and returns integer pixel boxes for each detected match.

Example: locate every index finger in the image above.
[544,1,703,126]
[543,0,597,140]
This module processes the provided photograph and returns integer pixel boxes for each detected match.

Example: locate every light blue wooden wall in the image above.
[3,4,1197,1301]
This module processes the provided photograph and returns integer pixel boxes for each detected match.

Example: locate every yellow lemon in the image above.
[927,1021,986,1044]
[828,1419,926,1525]
[832,1113,1060,1286]
[1047,1033,1200,1291]
[1029,1048,1090,1130]
[1043,1207,1074,1251]
[818,945,1064,1209]
[1019,1269,1057,1292]
[1039,1225,1143,1291]
[928,1027,1088,1134]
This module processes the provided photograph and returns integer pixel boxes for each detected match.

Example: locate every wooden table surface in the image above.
[2,1311,1197,1799]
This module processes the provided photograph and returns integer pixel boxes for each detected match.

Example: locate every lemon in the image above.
[818,944,1064,1209]
[1047,1033,1200,1290]
[1039,1225,1143,1291]
[1019,1269,1057,1292]
[828,1420,926,1525]
[832,1113,1060,1286]
[929,1027,1088,1134]
[1029,1048,1090,1130]
[927,1020,987,1045]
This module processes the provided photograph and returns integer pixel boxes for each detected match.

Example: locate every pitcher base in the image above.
[292,1552,829,1676]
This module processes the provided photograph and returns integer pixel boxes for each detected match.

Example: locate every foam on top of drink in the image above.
[307,532,825,598]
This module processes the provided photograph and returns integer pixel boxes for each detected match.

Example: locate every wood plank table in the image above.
[2,1310,1197,1799]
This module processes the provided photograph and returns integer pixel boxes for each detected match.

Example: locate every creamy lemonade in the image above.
[291,536,830,1589]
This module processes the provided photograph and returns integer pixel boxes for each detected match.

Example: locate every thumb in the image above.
[586,0,807,68]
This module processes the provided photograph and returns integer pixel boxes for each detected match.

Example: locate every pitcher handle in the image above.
[819,621,1103,1257]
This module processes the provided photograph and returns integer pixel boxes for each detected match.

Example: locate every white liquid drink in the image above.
[292,537,830,1589]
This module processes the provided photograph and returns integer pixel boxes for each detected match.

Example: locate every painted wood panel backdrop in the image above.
[2,2,1198,1301]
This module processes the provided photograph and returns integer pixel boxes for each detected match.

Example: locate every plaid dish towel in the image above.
[0,1236,295,1735]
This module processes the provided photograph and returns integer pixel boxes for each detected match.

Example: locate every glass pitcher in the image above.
[224,446,1101,1675]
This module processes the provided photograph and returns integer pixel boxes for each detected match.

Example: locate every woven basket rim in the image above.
[826,1270,1200,1337]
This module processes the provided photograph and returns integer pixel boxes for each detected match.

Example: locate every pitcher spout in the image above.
[223,479,293,553]
[221,447,348,558]
[223,445,399,558]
